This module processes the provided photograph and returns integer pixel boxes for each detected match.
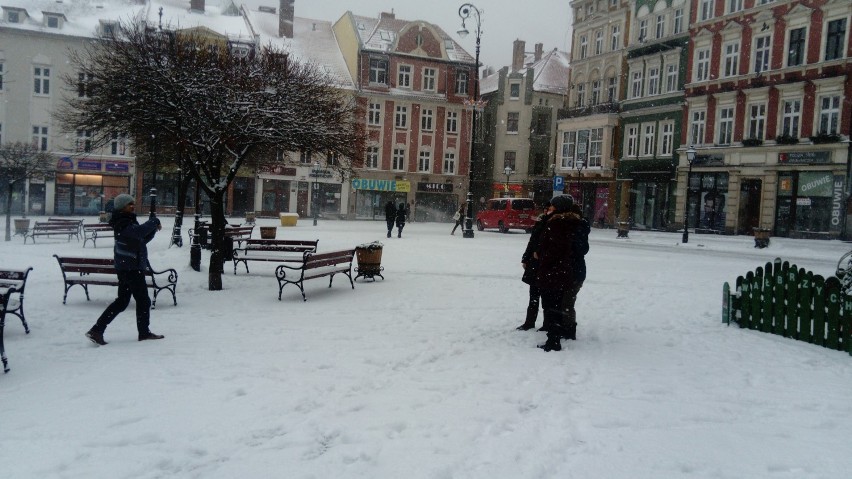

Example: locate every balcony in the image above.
[558,101,620,120]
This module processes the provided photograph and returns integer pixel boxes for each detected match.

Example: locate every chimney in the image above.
[279,0,294,38]
[534,43,543,61]
[512,39,526,72]
[380,11,395,20]
[190,0,205,13]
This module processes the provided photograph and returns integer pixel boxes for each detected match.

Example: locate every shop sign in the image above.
[351,179,411,192]
[309,169,334,179]
[77,160,102,171]
[57,157,74,169]
[694,154,725,166]
[105,161,129,172]
[258,165,296,176]
[831,175,845,231]
[417,182,453,193]
[798,172,834,197]
[796,198,812,206]
[779,151,831,164]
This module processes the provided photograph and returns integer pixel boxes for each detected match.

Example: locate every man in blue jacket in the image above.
[86,194,164,345]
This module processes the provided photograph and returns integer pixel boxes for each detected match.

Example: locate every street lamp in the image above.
[503,166,513,197]
[458,2,482,239]
[149,133,158,220]
[312,161,320,226]
[682,145,697,244]
[574,158,585,204]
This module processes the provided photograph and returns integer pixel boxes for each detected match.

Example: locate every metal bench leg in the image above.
[1,317,8,373]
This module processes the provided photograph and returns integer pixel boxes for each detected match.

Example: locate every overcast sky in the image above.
[245,0,573,69]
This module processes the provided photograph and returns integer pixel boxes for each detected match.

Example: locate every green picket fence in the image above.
[722,258,852,356]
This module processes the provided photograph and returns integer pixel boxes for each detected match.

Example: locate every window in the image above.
[368,102,382,126]
[78,72,95,98]
[299,150,312,164]
[560,131,575,167]
[695,48,710,82]
[32,125,49,151]
[533,114,548,135]
[631,70,643,98]
[455,70,468,95]
[46,15,59,28]
[611,25,620,50]
[76,130,93,152]
[642,124,655,156]
[665,64,678,92]
[34,66,50,95]
[638,19,648,42]
[8,11,19,23]
[443,151,456,174]
[673,9,683,34]
[781,99,801,137]
[418,150,431,172]
[758,0,775,4]
[818,95,841,135]
[326,151,340,166]
[626,125,639,157]
[595,30,603,55]
[576,83,586,106]
[421,108,433,131]
[591,80,601,105]
[718,107,734,145]
[369,58,388,84]
[607,77,617,102]
[788,27,806,66]
[727,0,743,13]
[423,68,436,91]
[395,105,408,129]
[110,132,127,156]
[647,67,659,96]
[723,42,739,77]
[748,104,766,139]
[655,15,665,39]
[446,111,458,134]
[825,19,847,61]
[365,146,379,169]
[588,128,603,167]
[392,148,405,170]
[699,0,713,21]
[504,151,517,171]
[660,122,674,156]
[754,36,771,73]
[510,83,521,99]
[690,110,706,145]
[506,112,519,133]
[398,65,411,88]
[580,35,588,59]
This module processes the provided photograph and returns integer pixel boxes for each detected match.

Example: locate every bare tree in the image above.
[0,142,54,241]
[58,19,365,290]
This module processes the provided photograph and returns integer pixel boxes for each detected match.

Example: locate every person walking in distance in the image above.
[385,200,396,238]
[395,203,407,238]
[535,195,589,352]
[516,201,552,331]
[451,203,466,235]
[85,194,164,345]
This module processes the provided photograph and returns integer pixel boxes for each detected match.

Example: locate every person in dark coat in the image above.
[395,203,407,238]
[516,201,552,331]
[85,194,164,345]
[451,203,466,235]
[535,194,590,352]
[385,200,396,238]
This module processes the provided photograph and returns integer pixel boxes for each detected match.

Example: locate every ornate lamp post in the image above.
[503,166,513,197]
[682,145,697,244]
[312,161,320,226]
[457,2,482,239]
[190,161,202,271]
[149,133,158,220]
[574,158,585,203]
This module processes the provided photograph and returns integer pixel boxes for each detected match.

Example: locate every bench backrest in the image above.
[0,267,32,293]
[224,226,254,237]
[242,239,318,253]
[304,249,355,270]
[55,256,117,275]
[83,224,114,231]
[33,222,79,231]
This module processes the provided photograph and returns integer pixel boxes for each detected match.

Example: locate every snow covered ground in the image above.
[1,216,851,478]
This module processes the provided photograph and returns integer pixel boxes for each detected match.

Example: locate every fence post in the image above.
[826,277,841,350]
[723,282,731,325]
[813,275,827,346]
[800,270,814,343]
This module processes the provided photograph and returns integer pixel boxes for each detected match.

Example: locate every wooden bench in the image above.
[275,249,355,301]
[0,286,18,373]
[48,217,84,236]
[24,221,81,244]
[224,225,255,247]
[0,267,33,335]
[232,239,319,274]
[53,255,178,308]
[82,223,115,248]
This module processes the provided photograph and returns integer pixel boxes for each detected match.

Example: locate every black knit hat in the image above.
[550,194,574,213]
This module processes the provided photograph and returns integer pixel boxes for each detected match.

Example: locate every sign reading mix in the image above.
[351,179,411,192]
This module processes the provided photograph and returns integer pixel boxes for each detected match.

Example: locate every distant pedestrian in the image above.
[395,203,407,238]
[516,201,552,331]
[385,200,396,238]
[405,201,412,222]
[85,194,164,346]
[451,203,466,235]
[535,194,589,352]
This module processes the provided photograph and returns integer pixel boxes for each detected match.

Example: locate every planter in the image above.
[245,211,256,224]
[775,134,799,145]
[355,241,384,281]
[616,221,630,239]
[741,138,763,147]
[259,226,277,239]
[753,228,771,249]
[279,212,298,226]
[98,211,109,223]
[13,218,30,237]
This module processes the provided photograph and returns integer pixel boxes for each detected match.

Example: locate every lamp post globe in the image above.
[458,3,482,238]
[682,145,697,244]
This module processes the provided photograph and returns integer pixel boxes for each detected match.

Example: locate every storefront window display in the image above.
[56,173,129,215]
[693,173,728,233]
[775,171,843,236]
[261,179,290,217]
[0,181,26,215]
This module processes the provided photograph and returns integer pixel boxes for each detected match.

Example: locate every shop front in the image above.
[352,178,411,220]
[566,181,611,227]
[775,170,844,239]
[415,182,457,222]
[689,172,729,234]
[55,158,131,216]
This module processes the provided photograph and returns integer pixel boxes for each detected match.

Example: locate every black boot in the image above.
[516,322,535,331]
[139,332,165,341]
[537,336,562,352]
[86,330,107,346]
[563,321,577,340]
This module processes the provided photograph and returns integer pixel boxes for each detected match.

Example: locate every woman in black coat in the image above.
[385,201,396,238]
[395,203,407,238]
[535,194,590,351]
[516,202,551,331]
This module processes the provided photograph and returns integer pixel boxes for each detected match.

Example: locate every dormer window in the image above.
[2,7,29,24]
[47,16,58,28]
[42,12,65,29]
[8,11,18,23]
[99,20,117,37]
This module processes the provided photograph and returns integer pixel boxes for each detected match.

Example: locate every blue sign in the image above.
[553,176,565,191]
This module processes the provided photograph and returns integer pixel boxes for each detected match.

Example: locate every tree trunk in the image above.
[170,173,194,247]
[4,186,13,241]
[206,192,226,290]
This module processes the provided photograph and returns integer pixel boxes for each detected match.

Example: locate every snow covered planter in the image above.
[354,241,384,281]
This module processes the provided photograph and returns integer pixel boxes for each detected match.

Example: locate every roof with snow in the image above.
[349,12,474,64]
[481,48,570,96]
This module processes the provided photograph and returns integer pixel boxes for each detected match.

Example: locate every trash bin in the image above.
[279,213,298,226]
[13,218,30,237]
[355,241,384,281]
[753,228,770,248]
[98,211,109,223]
[617,222,630,238]
[259,226,277,239]
[245,211,256,224]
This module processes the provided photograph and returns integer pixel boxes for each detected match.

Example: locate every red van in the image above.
[475,198,538,233]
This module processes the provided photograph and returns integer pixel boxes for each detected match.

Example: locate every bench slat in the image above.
[53,255,178,308]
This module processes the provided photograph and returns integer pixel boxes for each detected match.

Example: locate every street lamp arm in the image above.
[458,4,482,38]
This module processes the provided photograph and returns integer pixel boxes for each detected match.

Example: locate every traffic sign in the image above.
[553,176,564,191]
